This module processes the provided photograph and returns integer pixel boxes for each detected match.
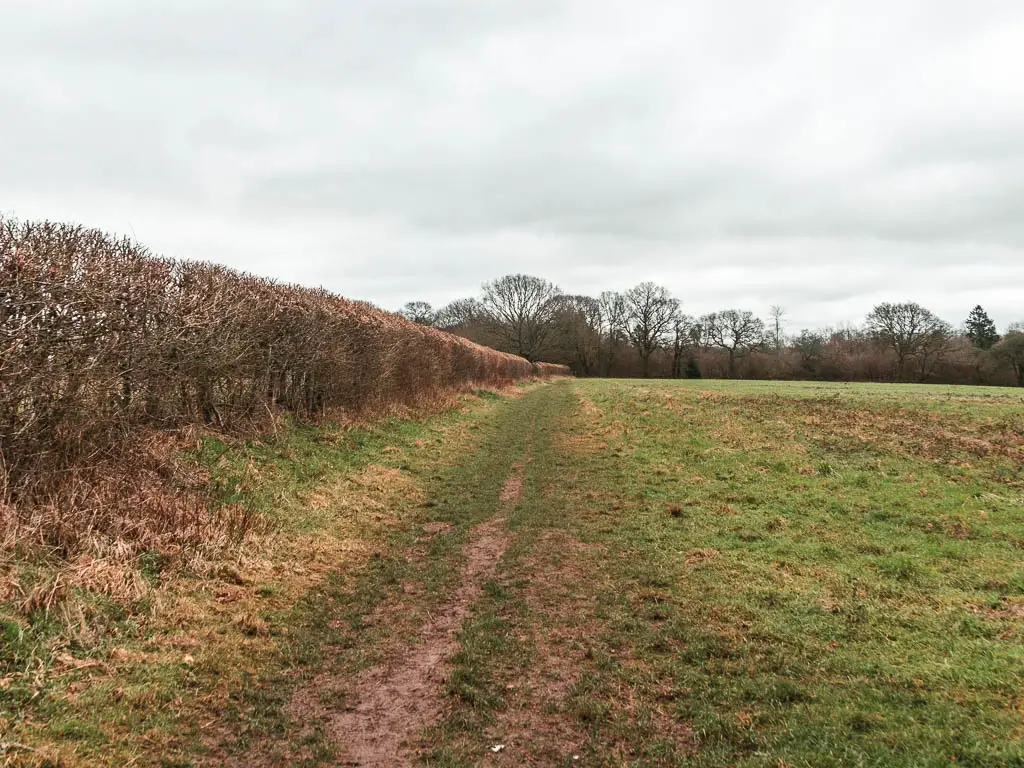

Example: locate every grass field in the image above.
[2,379,1022,766]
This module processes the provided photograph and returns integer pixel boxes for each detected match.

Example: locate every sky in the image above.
[3,0,1024,333]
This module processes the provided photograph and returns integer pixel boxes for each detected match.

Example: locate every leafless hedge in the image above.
[0,217,567,555]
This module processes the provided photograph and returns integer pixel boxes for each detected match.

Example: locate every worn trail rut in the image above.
[328,518,511,767]
[327,428,532,766]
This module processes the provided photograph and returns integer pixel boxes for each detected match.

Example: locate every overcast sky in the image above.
[3,1,1023,331]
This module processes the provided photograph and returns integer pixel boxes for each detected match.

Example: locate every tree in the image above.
[768,305,788,376]
[964,305,1000,349]
[597,291,628,375]
[792,329,826,377]
[993,329,1024,386]
[769,305,787,352]
[914,323,954,381]
[480,274,562,361]
[688,317,712,351]
[433,298,484,330]
[670,314,698,378]
[702,309,766,377]
[551,294,602,376]
[865,302,952,381]
[399,301,435,325]
[622,282,679,377]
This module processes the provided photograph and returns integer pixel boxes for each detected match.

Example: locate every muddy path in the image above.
[324,422,534,766]
[197,387,572,768]
[280,416,538,767]
[326,517,512,767]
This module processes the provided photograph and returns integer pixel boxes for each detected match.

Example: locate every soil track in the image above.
[325,419,534,766]
[328,518,511,766]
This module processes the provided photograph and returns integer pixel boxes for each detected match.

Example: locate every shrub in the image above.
[0,217,568,558]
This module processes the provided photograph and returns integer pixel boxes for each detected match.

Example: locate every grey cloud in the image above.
[2,0,1023,330]
[14,1,554,86]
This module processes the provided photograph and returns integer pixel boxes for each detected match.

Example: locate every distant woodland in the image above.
[401,275,1024,386]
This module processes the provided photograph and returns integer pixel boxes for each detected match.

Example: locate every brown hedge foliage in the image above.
[532,361,570,377]
[0,217,567,553]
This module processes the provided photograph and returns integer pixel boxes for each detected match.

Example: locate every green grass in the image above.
[426,379,1024,766]
[645,377,1024,400]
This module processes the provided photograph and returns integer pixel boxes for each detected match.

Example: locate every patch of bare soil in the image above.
[317,518,511,767]
[499,416,539,507]
[480,531,603,765]
[499,461,526,504]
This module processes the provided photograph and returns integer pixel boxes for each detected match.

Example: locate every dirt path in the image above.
[323,423,533,766]
[326,518,511,767]
[195,392,550,767]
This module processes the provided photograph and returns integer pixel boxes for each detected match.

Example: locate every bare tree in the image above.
[769,305,787,352]
[688,317,712,351]
[623,282,679,377]
[866,302,952,381]
[598,290,628,375]
[670,314,698,378]
[551,294,602,376]
[915,324,955,381]
[993,329,1024,386]
[480,274,562,361]
[399,301,435,325]
[792,329,826,376]
[702,309,766,377]
[433,298,485,331]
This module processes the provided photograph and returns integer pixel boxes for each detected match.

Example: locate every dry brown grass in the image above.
[3,426,447,765]
[558,393,611,456]
[731,394,1024,468]
[0,424,258,621]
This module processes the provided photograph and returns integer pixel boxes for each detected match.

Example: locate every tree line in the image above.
[400,275,1024,386]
